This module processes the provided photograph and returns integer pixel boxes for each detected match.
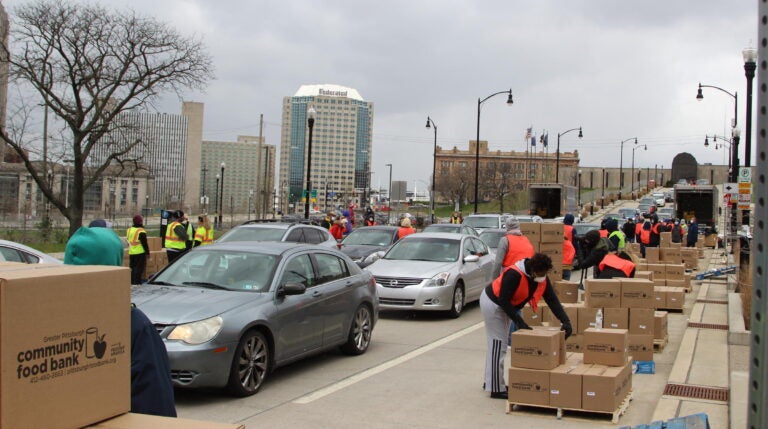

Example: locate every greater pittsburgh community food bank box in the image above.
[0,264,131,429]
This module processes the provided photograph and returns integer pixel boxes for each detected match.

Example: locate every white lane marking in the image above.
[293,321,484,404]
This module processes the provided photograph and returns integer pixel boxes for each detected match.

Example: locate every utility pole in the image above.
[256,114,264,218]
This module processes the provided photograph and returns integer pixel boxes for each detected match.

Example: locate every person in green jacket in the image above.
[64,219,124,266]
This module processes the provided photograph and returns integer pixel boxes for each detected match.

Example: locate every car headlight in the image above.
[168,316,223,345]
[424,272,451,287]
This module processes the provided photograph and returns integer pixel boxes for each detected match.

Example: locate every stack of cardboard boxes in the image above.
[508,327,633,413]
[122,236,169,279]
[520,222,565,281]
[0,262,244,429]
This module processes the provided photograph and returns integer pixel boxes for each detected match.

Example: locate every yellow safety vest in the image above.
[126,227,147,255]
[194,226,214,245]
[164,221,186,250]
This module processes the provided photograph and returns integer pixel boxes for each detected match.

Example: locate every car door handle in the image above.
[312,290,323,297]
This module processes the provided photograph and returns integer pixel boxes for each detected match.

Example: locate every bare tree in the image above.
[0,0,214,236]
[481,161,515,213]
[436,163,474,210]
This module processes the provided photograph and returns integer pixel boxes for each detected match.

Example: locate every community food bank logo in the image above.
[16,326,124,383]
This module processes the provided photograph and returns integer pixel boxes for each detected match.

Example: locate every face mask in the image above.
[534,276,546,283]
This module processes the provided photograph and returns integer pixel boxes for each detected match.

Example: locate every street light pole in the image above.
[218,162,226,227]
[386,163,393,225]
[214,174,220,226]
[555,126,583,184]
[474,89,513,214]
[631,144,647,197]
[304,107,316,220]
[426,116,438,224]
[618,137,638,200]
[577,170,582,209]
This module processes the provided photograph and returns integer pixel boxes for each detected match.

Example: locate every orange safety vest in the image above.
[397,227,415,239]
[501,235,535,267]
[639,227,651,245]
[563,238,576,265]
[598,253,635,277]
[635,222,643,236]
[563,224,574,242]
[492,265,547,311]
[599,229,608,238]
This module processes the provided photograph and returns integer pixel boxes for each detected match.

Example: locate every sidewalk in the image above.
[583,199,747,428]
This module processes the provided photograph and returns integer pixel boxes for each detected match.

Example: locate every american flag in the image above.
[524,126,532,140]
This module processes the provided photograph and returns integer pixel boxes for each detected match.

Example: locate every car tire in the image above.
[340,304,373,355]
[446,283,465,319]
[226,330,270,397]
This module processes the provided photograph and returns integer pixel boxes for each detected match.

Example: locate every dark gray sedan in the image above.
[132,241,378,396]
[337,226,400,267]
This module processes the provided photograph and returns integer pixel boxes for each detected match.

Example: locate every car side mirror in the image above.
[278,282,306,297]
[463,254,480,263]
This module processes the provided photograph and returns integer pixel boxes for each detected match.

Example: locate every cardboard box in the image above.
[604,308,628,330]
[681,249,699,270]
[628,334,654,361]
[539,223,564,243]
[520,222,541,241]
[660,232,672,247]
[549,360,591,409]
[634,270,653,281]
[582,360,632,412]
[578,307,600,334]
[86,413,246,428]
[147,237,163,252]
[660,248,682,264]
[543,303,578,329]
[565,334,584,352]
[584,279,621,308]
[553,281,579,304]
[665,263,686,280]
[548,265,563,282]
[538,242,563,258]
[522,306,543,326]
[654,311,669,340]
[510,327,565,370]
[583,328,629,367]
[645,247,660,263]
[666,287,685,310]
[1,265,131,429]
[508,367,550,406]
[653,286,667,309]
[666,279,687,288]
[645,263,666,279]
[620,279,655,308]
[629,308,655,335]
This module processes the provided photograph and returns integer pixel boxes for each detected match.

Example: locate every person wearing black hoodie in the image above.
[573,229,614,278]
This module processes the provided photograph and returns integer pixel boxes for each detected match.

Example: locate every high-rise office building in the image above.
[279,84,373,212]
[201,136,275,218]
[90,101,203,212]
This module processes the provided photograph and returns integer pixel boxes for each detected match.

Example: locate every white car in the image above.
[652,193,665,207]
[365,232,494,318]
[0,240,62,264]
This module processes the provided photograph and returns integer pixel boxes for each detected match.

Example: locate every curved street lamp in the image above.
[618,137,638,200]
[304,107,316,220]
[425,116,438,224]
[474,89,513,214]
[555,126,582,184]
[697,82,738,182]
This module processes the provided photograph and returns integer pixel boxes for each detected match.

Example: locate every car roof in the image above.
[350,225,399,232]
[478,228,507,234]
[199,240,334,256]
[464,214,503,218]
[400,232,465,241]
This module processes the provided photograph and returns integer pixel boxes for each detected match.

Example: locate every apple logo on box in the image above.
[86,326,108,359]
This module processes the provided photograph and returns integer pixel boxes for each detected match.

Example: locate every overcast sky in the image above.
[5,0,757,191]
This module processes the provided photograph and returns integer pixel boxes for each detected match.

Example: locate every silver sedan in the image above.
[132,241,378,396]
[364,232,494,318]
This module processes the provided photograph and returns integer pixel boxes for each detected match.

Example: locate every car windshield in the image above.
[342,229,393,246]
[479,231,506,249]
[384,237,459,262]
[464,217,498,228]
[152,250,277,292]
[423,224,459,233]
[218,227,285,242]
[618,208,636,217]
[640,197,655,205]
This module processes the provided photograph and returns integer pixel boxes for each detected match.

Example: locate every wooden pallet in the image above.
[506,390,632,424]
[654,335,668,352]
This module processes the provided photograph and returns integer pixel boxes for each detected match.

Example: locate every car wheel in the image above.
[226,330,270,397]
[340,304,373,355]
[446,283,465,318]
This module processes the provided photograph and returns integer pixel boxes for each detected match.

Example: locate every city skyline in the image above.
[1,0,754,190]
